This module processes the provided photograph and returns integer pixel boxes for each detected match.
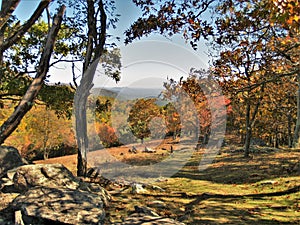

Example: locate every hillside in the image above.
[34,141,300,225]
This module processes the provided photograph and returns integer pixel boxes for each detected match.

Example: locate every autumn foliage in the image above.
[0,103,76,160]
[95,123,120,148]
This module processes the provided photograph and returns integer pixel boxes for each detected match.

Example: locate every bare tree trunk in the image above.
[42,109,50,160]
[288,110,293,148]
[274,127,279,148]
[244,99,251,157]
[0,6,65,145]
[244,84,265,157]
[75,0,107,177]
[74,60,98,176]
[293,73,300,148]
[0,24,4,82]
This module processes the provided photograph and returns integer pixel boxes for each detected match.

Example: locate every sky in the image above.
[9,0,210,89]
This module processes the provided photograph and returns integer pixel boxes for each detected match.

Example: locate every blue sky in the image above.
[7,0,210,88]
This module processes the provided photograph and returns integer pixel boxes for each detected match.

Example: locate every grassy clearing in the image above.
[102,145,300,224]
[36,140,300,224]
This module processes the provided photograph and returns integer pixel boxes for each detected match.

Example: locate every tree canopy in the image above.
[0,0,300,173]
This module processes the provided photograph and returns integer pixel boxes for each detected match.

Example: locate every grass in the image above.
[104,146,300,224]
[36,139,300,224]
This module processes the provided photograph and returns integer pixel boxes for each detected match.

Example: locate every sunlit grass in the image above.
[104,145,300,224]
[37,142,300,224]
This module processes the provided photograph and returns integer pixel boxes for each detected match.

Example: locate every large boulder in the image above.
[11,186,106,225]
[10,163,110,225]
[0,146,25,178]
[12,163,110,201]
[12,163,80,191]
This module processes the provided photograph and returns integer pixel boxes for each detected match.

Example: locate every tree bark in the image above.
[244,84,265,157]
[0,5,65,145]
[0,0,20,30]
[288,110,292,148]
[75,0,107,177]
[74,60,97,177]
[293,73,300,148]
[244,98,251,157]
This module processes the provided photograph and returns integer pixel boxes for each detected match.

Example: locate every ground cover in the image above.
[35,139,300,224]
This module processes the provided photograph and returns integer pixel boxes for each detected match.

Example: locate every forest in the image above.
[0,0,299,224]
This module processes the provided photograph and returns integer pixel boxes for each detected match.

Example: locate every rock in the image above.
[131,183,147,194]
[14,210,24,225]
[12,163,110,204]
[7,167,19,180]
[148,184,165,192]
[9,164,111,225]
[11,186,106,225]
[147,200,167,209]
[130,146,138,153]
[0,146,25,178]
[0,177,16,193]
[259,180,277,185]
[134,206,159,217]
[143,147,156,153]
[12,163,79,191]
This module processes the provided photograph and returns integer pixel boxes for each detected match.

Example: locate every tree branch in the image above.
[49,58,82,67]
[0,0,20,30]
[235,69,300,94]
[72,61,79,88]
[1,0,51,53]
[195,0,215,18]
[250,83,265,126]
[0,5,66,145]
[94,0,107,60]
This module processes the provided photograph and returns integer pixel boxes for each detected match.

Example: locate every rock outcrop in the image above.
[7,163,110,225]
[11,186,106,225]
[0,146,25,178]
[12,163,82,191]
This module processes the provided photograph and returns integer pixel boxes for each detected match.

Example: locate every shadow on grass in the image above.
[183,203,298,225]
[172,148,300,184]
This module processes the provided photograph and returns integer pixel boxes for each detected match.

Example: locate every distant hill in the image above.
[91,88,118,98]
[91,87,164,100]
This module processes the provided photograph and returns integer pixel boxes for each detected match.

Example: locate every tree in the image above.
[0,2,66,145]
[163,70,230,146]
[255,78,297,148]
[125,0,216,49]
[125,0,300,152]
[95,123,119,148]
[0,0,51,70]
[54,0,121,176]
[162,103,182,139]
[210,0,300,156]
[0,15,77,120]
[128,98,161,143]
